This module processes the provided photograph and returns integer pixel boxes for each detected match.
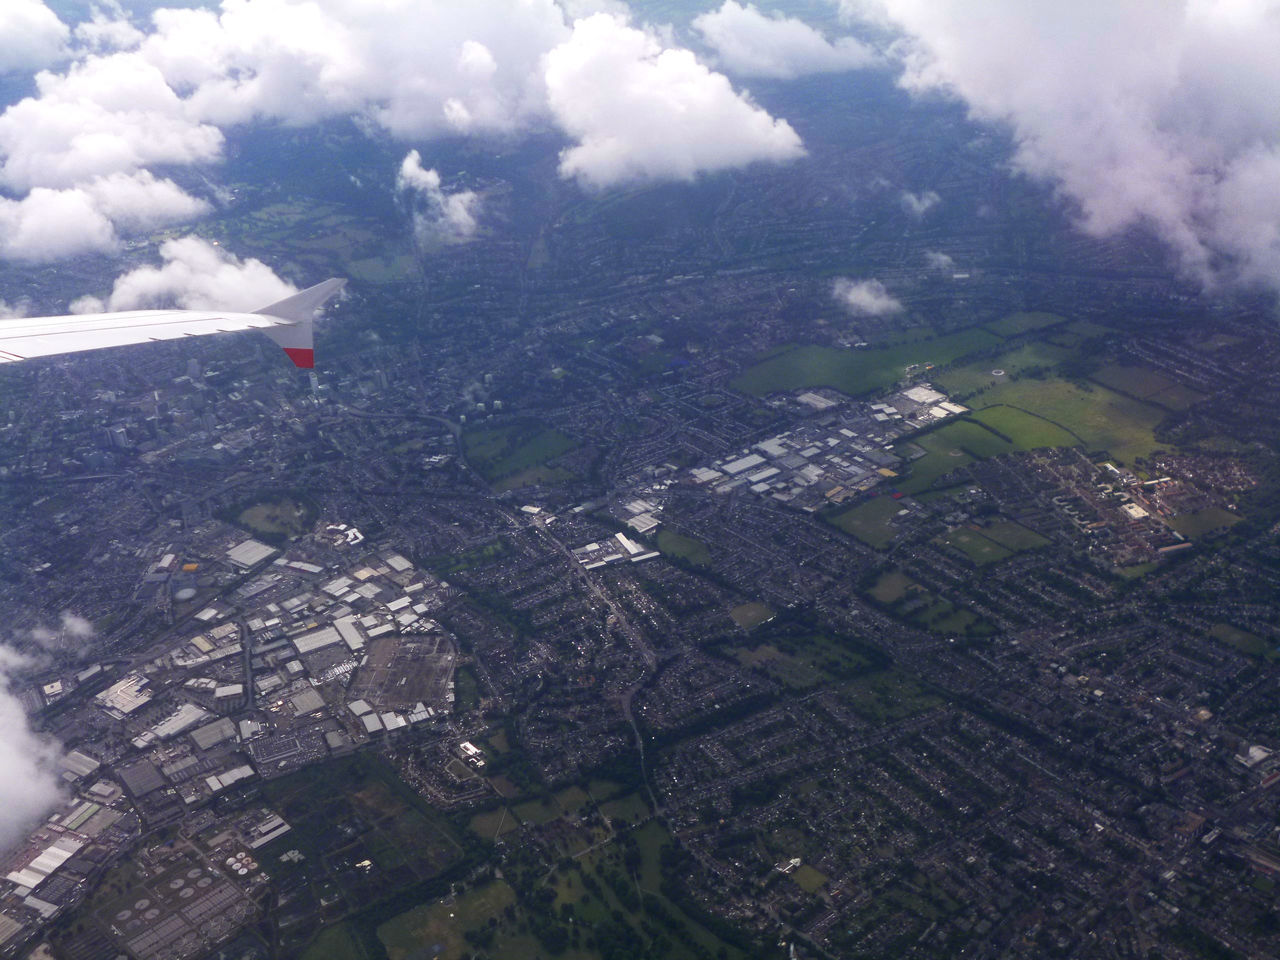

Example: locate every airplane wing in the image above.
[0,277,345,369]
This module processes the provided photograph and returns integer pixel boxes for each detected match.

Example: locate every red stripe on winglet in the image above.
[284,348,315,369]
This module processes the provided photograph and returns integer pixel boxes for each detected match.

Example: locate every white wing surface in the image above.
[0,278,345,369]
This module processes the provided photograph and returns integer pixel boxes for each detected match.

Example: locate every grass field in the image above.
[731,327,1001,397]
[894,419,1015,494]
[379,881,521,960]
[969,405,1082,450]
[470,807,520,840]
[935,342,1072,397]
[841,671,942,722]
[1210,624,1276,659]
[1166,507,1240,538]
[868,570,918,604]
[1090,364,1205,410]
[236,495,314,539]
[828,495,910,548]
[938,528,1014,566]
[730,602,775,629]
[980,521,1050,551]
[982,311,1067,338]
[792,865,828,894]
[463,423,578,484]
[967,378,1166,464]
[656,529,712,567]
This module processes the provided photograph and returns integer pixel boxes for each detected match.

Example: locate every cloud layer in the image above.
[0,1,809,265]
[846,0,1280,291]
[694,1,879,79]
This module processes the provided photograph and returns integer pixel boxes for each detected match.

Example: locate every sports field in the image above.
[828,495,909,548]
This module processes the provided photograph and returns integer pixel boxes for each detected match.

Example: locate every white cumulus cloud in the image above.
[397,150,480,246]
[924,250,955,271]
[833,277,903,316]
[0,0,68,73]
[0,645,63,853]
[693,1,879,79]
[901,188,939,218]
[547,13,805,188]
[844,0,1280,291]
[79,237,297,313]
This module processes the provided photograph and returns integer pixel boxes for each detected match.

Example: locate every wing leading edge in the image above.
[0,277,345,369]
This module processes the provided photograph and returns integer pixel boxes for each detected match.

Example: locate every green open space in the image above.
[731,327,1002,397]
[969,405,1082,451]
[463,423,578,485]
[827,495,910,548]
[980,520,1051,552]
[470,807,519,840]
[868,569,919,604]
[893,419,1015,494]
[1166,507,1240,539]
[966,378,1167,464]
[1209,624,1274,659]
[730,602,774,629]
[791,864,828,895]
[260,754,463,915]
[380,819,749,960]
[599,792,652,826]
[937,528,1014,566]
[1090,364,1205,410]
[982,311,1067,338]
[237,495,314,539]
[840,671,943,722]
[656,529,712,567]
[935,341,1074,397]
[733,635,872,689]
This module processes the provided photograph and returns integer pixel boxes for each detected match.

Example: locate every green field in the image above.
[656,529,712,567]
[938,528,1014,566]
[791,864,828,894]
[969,405,1082,450]
[840,671,942,722]
[380,820,750,960]
[982,311,1067,338]
[894,419,1016,494]
[980,521,1050,551]
[1210,624,1275,659]
[463,423,578,484]
[828,495,910,548]
[730,602,775,629]
[731,327,1001,397]
[260,756,463,939]
[1166,507,1240,538]
[743,633,875,687]
[967,378,1166,464]
[868,569,919,604]
[1090,364,1205,410]
[935,342,1072,397]
[470,807,519,839]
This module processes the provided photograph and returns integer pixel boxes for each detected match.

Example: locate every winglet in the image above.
[256,278,346,368]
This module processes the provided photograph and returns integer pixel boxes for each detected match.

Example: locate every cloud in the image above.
[833,277,903,316]
[900,188,939,218]
[924,250,955,271]
[0,172,209,263]
[693,1,879,79]
[0,299,29,319]
[844,0,1280,291]
[546,13,805,188]
[79,237,297,313]
[0,0,68,73]
[73,2,145,53]
[0,645,63,852]
[396,150,480,246]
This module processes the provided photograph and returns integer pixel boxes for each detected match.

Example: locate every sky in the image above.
[3,0,1280,847]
